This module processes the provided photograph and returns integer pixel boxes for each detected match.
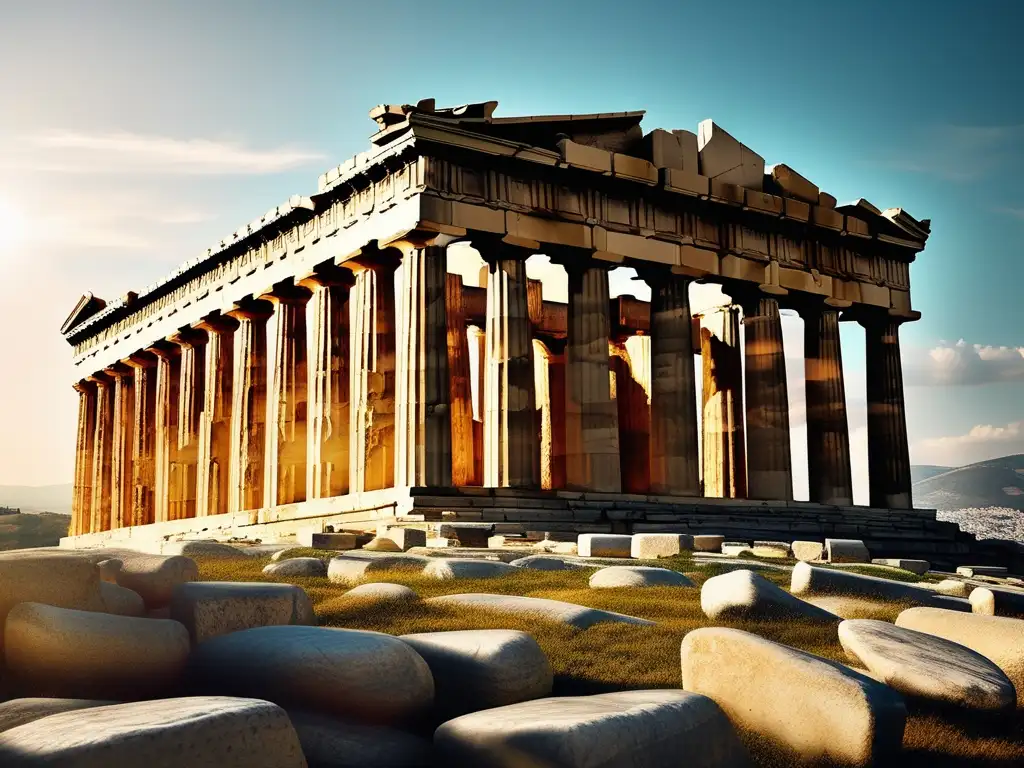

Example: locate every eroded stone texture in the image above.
[697,120,765,189]
[0,697,307,768]
[434,690,747,768]
[701,569,838,623]
[631,533,694,559]
[111,551,199,609]
[169,581,315,645]
[0,551,106,637]
[681,627,906,766]
[262,557,328,578]
[193,314,237,518]
[0,698,114,735]
[426,593,655,629]
[792,541,824,562]
[700,308,745,498]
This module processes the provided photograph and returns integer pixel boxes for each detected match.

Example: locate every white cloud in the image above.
[904,339,1024,386]
[913,420,1024,467]
[2,131,325,176]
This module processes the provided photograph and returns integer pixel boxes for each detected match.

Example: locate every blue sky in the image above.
[0,0,1021,489]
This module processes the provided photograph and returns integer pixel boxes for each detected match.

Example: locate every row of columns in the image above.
[70,241,914,536]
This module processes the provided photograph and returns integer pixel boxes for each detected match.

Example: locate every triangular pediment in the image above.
[61,292,106,336]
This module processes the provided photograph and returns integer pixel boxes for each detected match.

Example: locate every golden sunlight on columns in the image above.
[446,273,475,486]
[168,328,207,520]
[225,300,273,521]
[262,283,311,507]
[467,325,486,485]
[149,342,181,523]
[562,260,621,492]
[123,352,157,527]
[71,381,96,535]
[349,254,398,493]
[482,242,539,489]
[532,340,567,490]
[193,314,237,518]
[87,373,114,532]
[395,243,451,488]
[299,265,354,500]
[700,307,746,499]
[609,335,652,494]
[107,364,134,530]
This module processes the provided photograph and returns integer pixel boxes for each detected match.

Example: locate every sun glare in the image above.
[0,198,27,257]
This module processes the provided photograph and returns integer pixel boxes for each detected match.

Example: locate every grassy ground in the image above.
[197,552,1024,767]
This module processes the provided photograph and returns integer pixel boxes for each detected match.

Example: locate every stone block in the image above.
[819,191,838,208]
[643,128,694,170]
[673,129,699,171]
[957,565,1008,578]
[377,526,427,551]
[721,543,753,557]
[933,579,970,597]
[792,541,824,562]
[0,698,113,734]
[871,558,930,575]
[287,710,433,768]
[326,553,432,585]
[589,566,694,589]
[791,562,970,610]
[661,168,710,197]
[509,555,594,571]
[401,629,552,720]
[0,697,306,767]
[701,569,837,623]
[766,163,819,204]
[188,625,434,724]
[630,533,694,559]
[262,557,327,578]
[708,179,746,205]
[4,602,189,699]
[423,559,516,580]
[812,205,844,230]
[362,536,402,552]
[752,541,791,558]
[434,690,747,768]
[0,552,106,635]
[697,119,764,190]
[96,558,122,584]
[782,197,811,222]
[693,535,725,553]
[612,153,658,184]
[169,581,315,645]
[487,535,506,548]
[826,538,870,563]
[343,583,419,602]
[744,189,784,215]
[577,533,632,558]
[100,581,145,617]
[109,551,199,609]
[969,586,1024,617]
[896,608,1024,706]
[839,618,1015,711]
[161,541,249,559]
[557,139,612,174]
[311,532,361,550]
[440,524,493,548]
[426,594,655,630]
[681,627,906,766]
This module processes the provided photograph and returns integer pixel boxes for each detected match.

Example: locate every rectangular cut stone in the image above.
[859,282,890,308]
[767,163,819,204]
[792,541,824,562]
[872,558,930,575]
[630,533,693,559]
[709,180,745,205]
[825,538,870,563]
[578,533,632,558]
[783,198,811,222]
[451,202,506,234]
[779,266,831,296]
[812,206,844,231]
[377,525,427,551]
[557,139,612,174]
[612,153,658,184]
[819,191,838,208]
[693,535,725,552]
[697,120,764,190]
[643,129,683,170]
[506,212,592,250]
[661,168,709,197]
[845,216,871,238]
[673,130,699,171]
[744,190,783,216]
[604,231,678,265]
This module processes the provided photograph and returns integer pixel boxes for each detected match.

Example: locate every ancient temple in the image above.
[61,99,946,558]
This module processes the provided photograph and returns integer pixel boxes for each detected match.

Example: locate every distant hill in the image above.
[0,484,72,515]
[913,455,1024,512]
[910,465,953,485]
[0,512,69,551]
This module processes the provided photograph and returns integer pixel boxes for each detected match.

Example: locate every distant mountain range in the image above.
[0,484,71,515]
[913,454,1024,512]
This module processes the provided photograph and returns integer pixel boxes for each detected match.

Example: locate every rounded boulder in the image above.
[589,566,694,589]
[422,558,516,580]
[701,569,838,623]
[100,581,146,617]
[262,557,327,578]
[342,583,419,602]
[170,581,315,646]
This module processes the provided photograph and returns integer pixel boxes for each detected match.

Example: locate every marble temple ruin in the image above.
[60,99,972,561]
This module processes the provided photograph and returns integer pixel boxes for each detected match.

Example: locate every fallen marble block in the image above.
[701,569,837,623]
[630,533,693,559]
[896,607,1024,706]
[958,565,1008,578]
[342,583,419,602]
[681,627,906,766]
[0,551,106,635]
[434,689,747,768]
[327,553,432,585]
[825,538,870,563]
[111,551,199,608]
[4,602,189,699]
[170,581,315,645]
[0,697,306,767]
[361,536,402,552]
[188,625,434,724]
[262,557,327,578]
[589,566,694,589]
[577,534,632,558]
[792,541,824,562]
[509,554,593,571]
[401,629,552,719]
[422,558,516,580]
[426,594,655,630]
[969,586,1024,617]
[791,562,971,610]
[872,558,930,575]
[752,541,791,558]
[161,541,249,559]
[693,534,725,552]
[933,579,970,597]
[697,119,764,190]
[287,709,432,768]
[838,618,1015,710]
[0,698,114,734]
[376,526,427,551]
[99,582,145,617]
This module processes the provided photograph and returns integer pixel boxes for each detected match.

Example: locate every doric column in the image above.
[123,352,157,526]
[71,381,96,536]
[149,342,181,523]
[262,283,311,507]
[643,272,700,496]
[349,256,397,493]
[609,335,651,494]
[562,260,620,492]
[467,324,486,485]
[87,373,113,533]
[395,243,451,488]
[299,265,354,500]
[533,340,567,490]
[225,300,273,519]
[193,314,237,518]
[800,302,853,506]
[167,329,206,521]
[700,306,746,498]
[107,365,134,530]
[482,243,539,489]
[860,313,913,509]
[739,293,793,501]
[447,273,475,486]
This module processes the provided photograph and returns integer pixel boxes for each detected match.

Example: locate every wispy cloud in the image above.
[996,206,1024,220]
[3,131,325,176]
[881,123,1024,182]
[904,339,1024,386]
[914,420,1024,467]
